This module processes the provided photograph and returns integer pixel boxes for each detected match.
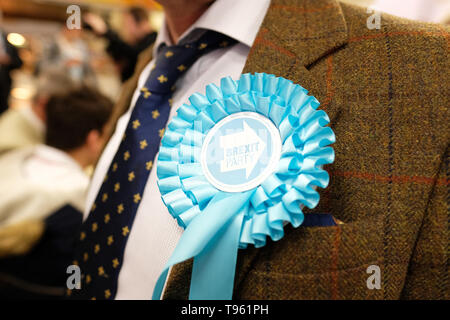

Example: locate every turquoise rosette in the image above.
[152,73,335,300]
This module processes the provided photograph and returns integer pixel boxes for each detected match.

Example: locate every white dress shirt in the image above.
[84,0,270,299]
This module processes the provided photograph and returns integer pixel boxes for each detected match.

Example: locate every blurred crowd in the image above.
[0,6,158,298]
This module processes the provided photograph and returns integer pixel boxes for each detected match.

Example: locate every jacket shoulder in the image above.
[338,2,448,105]
[340,2,449,53]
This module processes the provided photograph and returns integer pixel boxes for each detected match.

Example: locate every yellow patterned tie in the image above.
[69,31,236,300]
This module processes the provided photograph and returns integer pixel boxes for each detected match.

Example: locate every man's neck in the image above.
[162,0,213,44]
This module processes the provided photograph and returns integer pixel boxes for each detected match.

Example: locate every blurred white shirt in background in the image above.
[0,145,88,227]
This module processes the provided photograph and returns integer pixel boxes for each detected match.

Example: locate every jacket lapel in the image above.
[163,0,349,299]
[243,0,348,109]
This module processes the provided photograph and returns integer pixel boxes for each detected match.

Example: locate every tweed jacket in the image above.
[107,0,449,299]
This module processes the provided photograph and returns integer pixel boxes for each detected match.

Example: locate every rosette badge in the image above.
[153,73,335,300]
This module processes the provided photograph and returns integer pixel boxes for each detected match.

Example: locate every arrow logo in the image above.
[219,121,266,178]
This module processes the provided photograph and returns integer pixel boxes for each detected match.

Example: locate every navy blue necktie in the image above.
[70,31,236,300]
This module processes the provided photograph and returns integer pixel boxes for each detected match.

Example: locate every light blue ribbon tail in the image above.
[154,73,336,300]
[190,206,246,300]
[152,191,253,300]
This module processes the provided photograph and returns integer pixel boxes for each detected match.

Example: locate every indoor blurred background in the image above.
[0,0,164,110]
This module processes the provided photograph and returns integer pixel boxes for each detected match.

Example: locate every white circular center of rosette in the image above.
[200,112,282,193]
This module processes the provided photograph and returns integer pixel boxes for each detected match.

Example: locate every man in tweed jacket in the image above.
[99,0,449,299]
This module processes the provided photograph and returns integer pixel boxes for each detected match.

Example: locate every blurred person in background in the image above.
[0,86,113,299]
[0,23,23,115]
[83,7,157,82]
[0,69,74,155]
[37,26,95,84]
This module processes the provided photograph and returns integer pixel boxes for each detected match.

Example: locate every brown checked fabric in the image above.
[108,0,449,300]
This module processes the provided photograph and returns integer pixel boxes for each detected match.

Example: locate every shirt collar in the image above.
[153,0,270,55]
